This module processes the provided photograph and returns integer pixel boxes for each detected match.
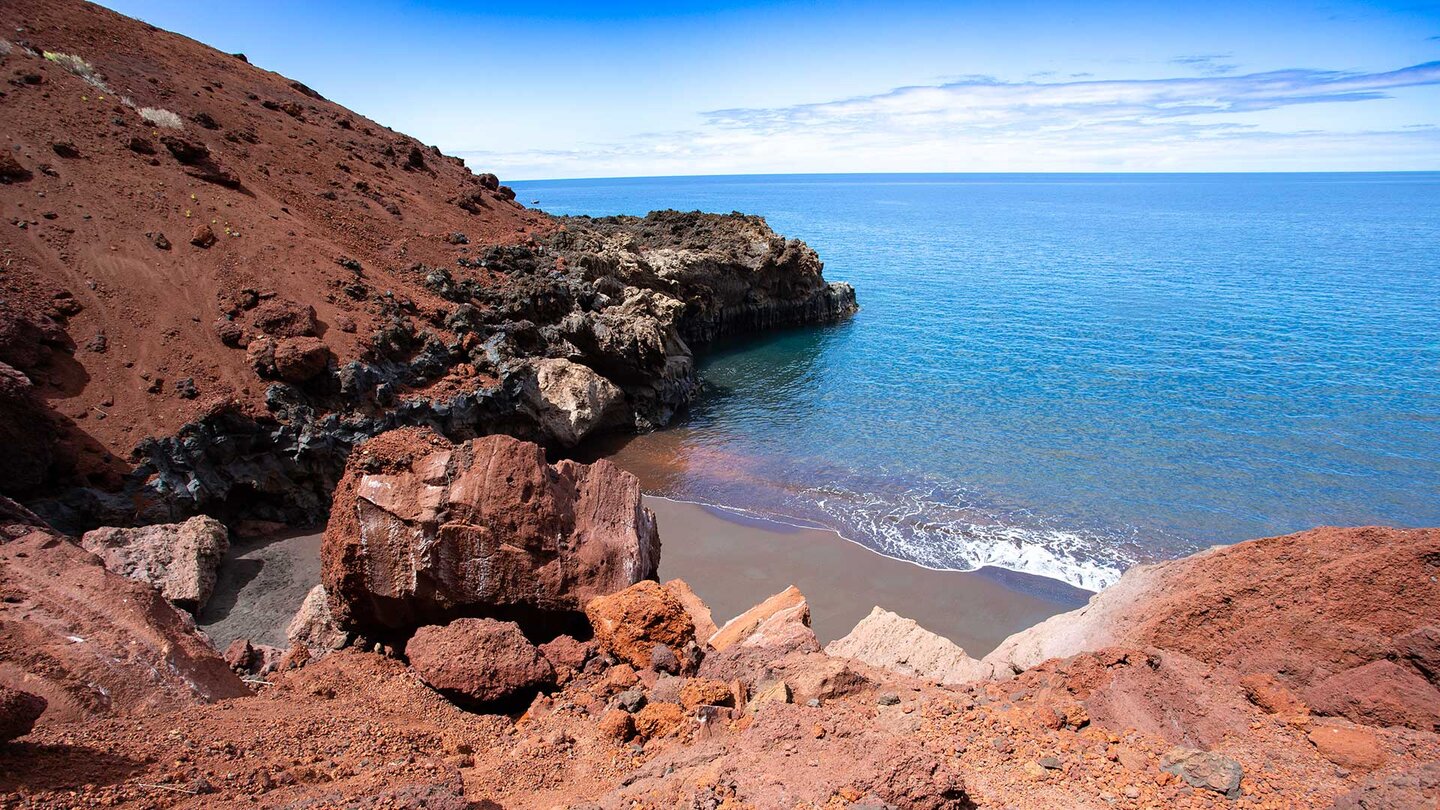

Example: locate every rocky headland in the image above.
[0,1,1437,808]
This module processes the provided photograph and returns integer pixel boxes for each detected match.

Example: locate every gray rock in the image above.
[616,688,647,713]
[1161,747,1243,798]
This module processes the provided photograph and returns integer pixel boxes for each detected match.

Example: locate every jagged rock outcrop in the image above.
[0,503,248,724]
[406,618,554,707]
[663,578,717,646]
[0,0,855,532]
[80,515,229,612]
[709,585,809,651]
[827,606,991,685]
[322,428,659,640]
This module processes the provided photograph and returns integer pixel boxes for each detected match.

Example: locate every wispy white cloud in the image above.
[1170,53,1239,76]
[460,62,1440,178]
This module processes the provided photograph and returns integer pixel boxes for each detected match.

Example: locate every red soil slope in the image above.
[0,0,547,494]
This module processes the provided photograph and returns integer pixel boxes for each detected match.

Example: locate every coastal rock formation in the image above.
[0,0,855,532]
[406,618,554,707]
[79,515,230,611]
[827,605,990,685]
[0,506,248,724]
[322,428,659,638]
[6,521,1440,808]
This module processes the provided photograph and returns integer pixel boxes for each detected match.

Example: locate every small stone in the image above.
[1124,786,1141,799]
[1161,747,1243,799]
[877,693,901,706]
[615,689,646,713]
[650,643,680,675]
[190,224,217,248]
[1038,756,1063,770]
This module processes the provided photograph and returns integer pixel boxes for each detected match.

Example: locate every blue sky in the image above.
[101,0,1440,178]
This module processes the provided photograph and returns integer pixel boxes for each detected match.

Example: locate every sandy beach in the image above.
[199,531,322,649]
[649,495,1088,654]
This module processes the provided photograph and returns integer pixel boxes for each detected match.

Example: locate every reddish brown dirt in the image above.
[0,0,549,493]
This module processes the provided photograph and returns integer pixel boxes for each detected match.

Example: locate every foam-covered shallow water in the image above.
[517,173,1440,591]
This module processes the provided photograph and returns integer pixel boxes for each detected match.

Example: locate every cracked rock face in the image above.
[321,428,659,640]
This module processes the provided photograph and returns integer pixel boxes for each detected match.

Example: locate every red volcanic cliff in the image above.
[0,0,854,531]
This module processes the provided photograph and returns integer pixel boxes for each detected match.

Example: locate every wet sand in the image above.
[650,496,1089,655]
[194,500,1088,658]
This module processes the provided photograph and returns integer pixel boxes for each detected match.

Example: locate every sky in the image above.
[100,0,1440,179]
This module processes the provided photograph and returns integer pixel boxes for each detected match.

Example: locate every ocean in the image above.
[510,173,1440,591]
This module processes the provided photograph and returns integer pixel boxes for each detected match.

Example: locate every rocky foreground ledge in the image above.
[2,429,1437,808]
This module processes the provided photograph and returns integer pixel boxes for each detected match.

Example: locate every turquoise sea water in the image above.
[512,174,1440,590]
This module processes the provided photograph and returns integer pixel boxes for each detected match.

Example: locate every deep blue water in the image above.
[511,173,1440,590]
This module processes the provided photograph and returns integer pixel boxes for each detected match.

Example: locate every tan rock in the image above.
[80,515,229,612]
[710,585,806,651]
[826,606,990,685]
[523,357,625,446]
[285,585,349,661]
[663,578,718,645]
[786,654,873,705]
[748,679,791,710]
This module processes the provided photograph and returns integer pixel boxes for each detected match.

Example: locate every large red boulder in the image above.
[0,509,248,723]
[406,618,553,707]
[321,429,659,638]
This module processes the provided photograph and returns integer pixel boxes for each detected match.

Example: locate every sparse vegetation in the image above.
[43,50,112,93]
[139,107,184,129]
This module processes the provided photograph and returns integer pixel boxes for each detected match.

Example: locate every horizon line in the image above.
[507,169,1440,184]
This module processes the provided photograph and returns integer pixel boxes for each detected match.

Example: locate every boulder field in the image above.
[3,430,1439,808]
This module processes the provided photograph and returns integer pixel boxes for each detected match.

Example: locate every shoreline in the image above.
[648,494,1089,654]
